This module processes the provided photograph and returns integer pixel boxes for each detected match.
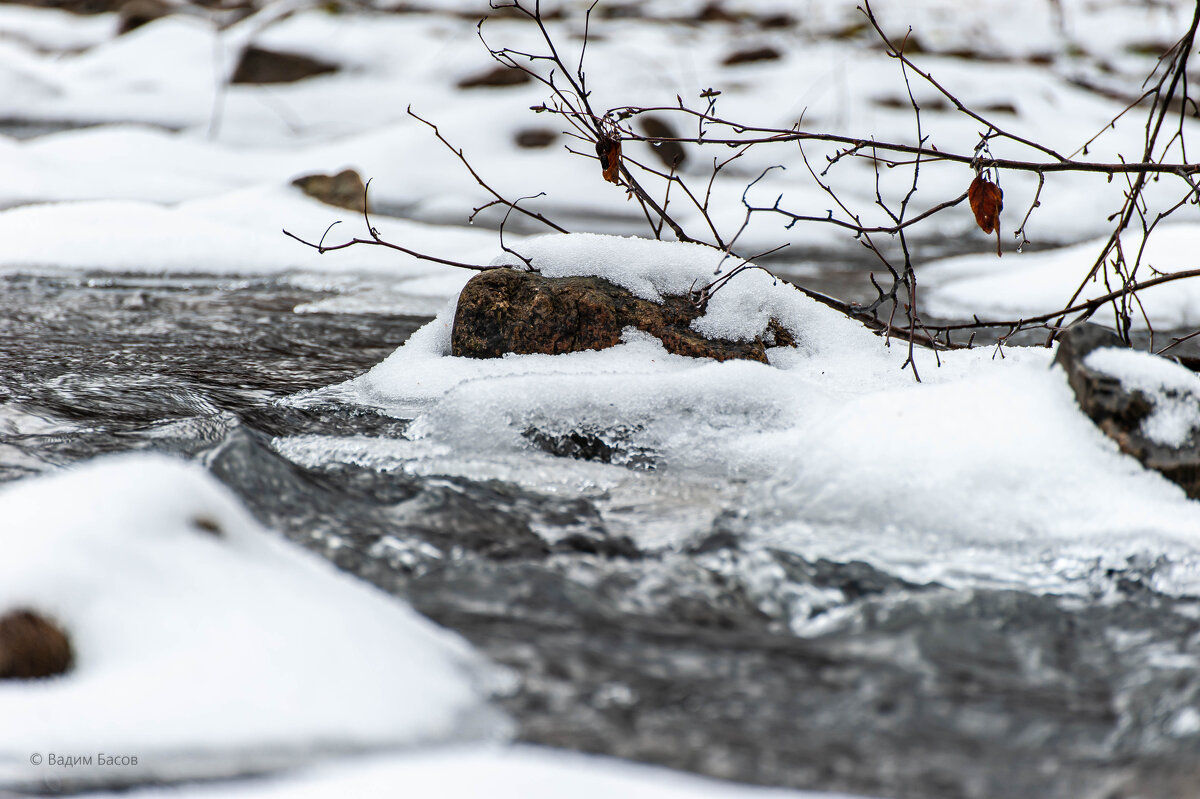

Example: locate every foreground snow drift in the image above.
[0,454,509,790]
[298,233,1200,597]
[84,744,872,799]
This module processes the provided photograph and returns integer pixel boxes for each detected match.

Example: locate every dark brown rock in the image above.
[230,46,339,85]
[695,2,740,23]
[4,0,120,13]
[638,115,686,169]
[1056,323,1200,499]
[456,65,532,90]
[0,609,73,680]
[1056,324,1137,424]
[190,514,224,537]
[117,0,170,34]
[514,128,557,149]
[291,168,368,213]
[598,3,643,19]
[722,46,783,66]
[758,13,794,29]
[451,268,794,364]
[19,0,245,10]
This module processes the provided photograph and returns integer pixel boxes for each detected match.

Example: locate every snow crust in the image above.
[0,454,509,790]
[314,233,1200,596]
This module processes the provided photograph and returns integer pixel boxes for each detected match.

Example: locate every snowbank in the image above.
[0,454,509,791]
[0,0,1195,261]
[922,224,1200,329]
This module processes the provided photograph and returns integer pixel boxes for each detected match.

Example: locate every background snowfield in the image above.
[3,0,1200,796]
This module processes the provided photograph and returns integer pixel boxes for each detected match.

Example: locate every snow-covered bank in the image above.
[0,454,509,790]
[296,233,1200,599]
[0,0,1196,274]
[922,223,1200,330]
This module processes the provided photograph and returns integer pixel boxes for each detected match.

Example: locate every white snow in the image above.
[0,454,510,790]
[922,224,1200,330]
[81,744,872,799]
[0,0,1195,280]
[1085,346,1200,448]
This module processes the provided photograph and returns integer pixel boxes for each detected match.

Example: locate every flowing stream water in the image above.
[3,268,1200,799]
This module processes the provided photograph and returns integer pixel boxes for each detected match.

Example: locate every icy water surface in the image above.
[3,271,1200,799]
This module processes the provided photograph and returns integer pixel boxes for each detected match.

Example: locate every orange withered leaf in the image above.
[968,174,1003,235]
[595,136,622,184]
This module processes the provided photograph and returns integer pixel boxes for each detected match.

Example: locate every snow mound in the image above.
[304,233,1200,595]
[0,454,509,791]
[83,744,873,799]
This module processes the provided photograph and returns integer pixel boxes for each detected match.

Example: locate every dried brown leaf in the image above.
[596,136,622,184]
[968,174,1003,234]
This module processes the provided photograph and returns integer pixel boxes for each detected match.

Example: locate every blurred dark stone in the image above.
[190,514,224,537]
[1056,323,1200,499]
[0,609,73,680]
[722,46,783,66]
[457,65,532,89]
[598,4,643,19]
[451,268,795,364]
[695,2,739,23]
[515,128,558,149]
[291,168,368,213]
[230,46,339,85]
[117,0,168,33]
[638,115,686,169]
[4,0,118,13]
[5,0,245,12]
[117,0,170,34]
[758,13,794,29]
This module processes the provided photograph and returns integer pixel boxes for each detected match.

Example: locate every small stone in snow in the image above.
[0,609,73,680]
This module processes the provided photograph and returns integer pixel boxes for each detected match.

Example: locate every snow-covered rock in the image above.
[288,232,1200,597]
[0,454,510,791]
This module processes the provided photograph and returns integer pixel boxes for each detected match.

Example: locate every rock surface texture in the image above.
[1056,323,1200,499]
[451,268,794,363]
